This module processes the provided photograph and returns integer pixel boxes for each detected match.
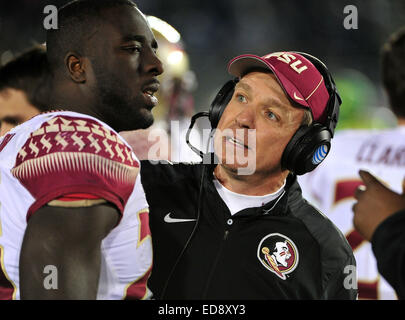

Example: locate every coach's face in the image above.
[87,6,163,132]
[213,71,304,176]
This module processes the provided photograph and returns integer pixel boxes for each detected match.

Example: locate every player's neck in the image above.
[49,81,99,119]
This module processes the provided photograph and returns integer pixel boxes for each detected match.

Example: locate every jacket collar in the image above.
[202,158,300,218]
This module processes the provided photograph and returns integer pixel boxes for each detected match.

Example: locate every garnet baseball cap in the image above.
[227,52,330,123]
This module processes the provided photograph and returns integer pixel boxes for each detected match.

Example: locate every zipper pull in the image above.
[224,230,229,240]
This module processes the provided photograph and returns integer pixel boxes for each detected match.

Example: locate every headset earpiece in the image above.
[281,124,331,175]
[281,52,341,175]
[209,79,238,129]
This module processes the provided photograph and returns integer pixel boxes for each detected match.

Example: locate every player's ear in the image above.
[65,52,86,83]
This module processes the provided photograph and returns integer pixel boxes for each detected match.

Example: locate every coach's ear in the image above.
[65,52,86,83]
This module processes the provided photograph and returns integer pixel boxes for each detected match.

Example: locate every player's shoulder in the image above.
[333,128,379,145]
[12,110,140,187]
[326,127,389,160]
[333,126,405,144]
[15,110,137,164]
[10,111,140,216]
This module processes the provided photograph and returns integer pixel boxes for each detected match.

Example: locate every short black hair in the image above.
[0,45,50,111]
[46,0,137,73]
[381,26,405,118]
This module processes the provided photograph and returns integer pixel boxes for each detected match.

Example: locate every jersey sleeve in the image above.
[11,115,139,221]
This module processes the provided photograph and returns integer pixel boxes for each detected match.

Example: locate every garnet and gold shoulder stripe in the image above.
[11,115,140,219]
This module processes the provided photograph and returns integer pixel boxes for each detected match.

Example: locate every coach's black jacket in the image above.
[141,160,357,300]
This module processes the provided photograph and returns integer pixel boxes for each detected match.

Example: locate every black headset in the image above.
[207,52,342,175]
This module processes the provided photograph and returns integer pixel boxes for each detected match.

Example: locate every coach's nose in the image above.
[234,106,255,129]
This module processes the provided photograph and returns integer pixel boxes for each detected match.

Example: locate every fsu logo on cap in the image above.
[257,233,299,280]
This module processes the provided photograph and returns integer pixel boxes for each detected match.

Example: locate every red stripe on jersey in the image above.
[0,246,15,300]
[346,230,365,251]
[0,134,15,153]
[358,280,379,300]
[124,266,152,300]
[334,180,364,203]
[124,210,152,299]
[138,210,151,243]
[56,193,102,202]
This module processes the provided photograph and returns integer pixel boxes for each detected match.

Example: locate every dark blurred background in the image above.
[1,0,405,130]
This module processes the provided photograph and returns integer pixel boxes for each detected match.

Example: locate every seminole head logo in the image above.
[257,233,299,280]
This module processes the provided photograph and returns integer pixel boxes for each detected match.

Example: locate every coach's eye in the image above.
[266,111,278,121]
[236,94,247,103]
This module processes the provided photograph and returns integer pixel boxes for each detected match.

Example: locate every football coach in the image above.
[140,51,357,300]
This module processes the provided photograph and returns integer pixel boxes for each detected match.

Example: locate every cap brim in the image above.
[227,54,310,108]
[228,55,271,78]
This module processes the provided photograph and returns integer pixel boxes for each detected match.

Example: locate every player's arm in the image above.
[19,203,119,300]
[353,171,405,299]
[371,209,405,299]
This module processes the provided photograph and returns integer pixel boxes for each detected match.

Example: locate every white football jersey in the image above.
[0,111,152,300]
[298,126,405,300]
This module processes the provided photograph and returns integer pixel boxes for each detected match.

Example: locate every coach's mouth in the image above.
[225,136,251,150]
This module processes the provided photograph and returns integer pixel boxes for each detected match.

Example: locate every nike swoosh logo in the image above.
[164,213,197,223]
[293,92,305,101]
